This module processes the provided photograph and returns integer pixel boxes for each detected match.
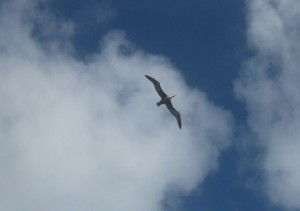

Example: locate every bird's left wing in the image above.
[166,101,181,129]
[145,75,167,98]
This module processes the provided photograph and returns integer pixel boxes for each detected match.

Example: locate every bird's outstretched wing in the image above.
[165,101,181,129]
[145,75,167,98]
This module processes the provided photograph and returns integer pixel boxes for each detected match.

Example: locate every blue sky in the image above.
[1,0,300,210]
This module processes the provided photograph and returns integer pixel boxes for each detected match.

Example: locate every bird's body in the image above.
[145,75,181,129]
[157,96,174,106]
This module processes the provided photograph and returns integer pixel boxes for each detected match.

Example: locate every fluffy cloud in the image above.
[235,0,300,209]
[0,0,232,210]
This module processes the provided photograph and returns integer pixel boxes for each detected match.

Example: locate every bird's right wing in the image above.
[166,101,182,129]
[145,75,167,98]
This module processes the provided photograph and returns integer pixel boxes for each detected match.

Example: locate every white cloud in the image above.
[0,0,232,210]
[235,0,300,209]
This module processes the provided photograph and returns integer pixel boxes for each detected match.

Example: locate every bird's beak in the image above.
[171,95,176,99]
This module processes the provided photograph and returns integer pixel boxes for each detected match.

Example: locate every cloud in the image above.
[0,0,232,210]
[235,0,300,209]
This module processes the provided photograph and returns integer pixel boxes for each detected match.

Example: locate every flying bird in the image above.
[145,75,181,129]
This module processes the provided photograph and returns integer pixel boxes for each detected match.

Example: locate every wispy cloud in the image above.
[0,0,232,210]
[236,0,300,209]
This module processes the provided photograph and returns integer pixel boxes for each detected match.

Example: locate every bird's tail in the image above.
[157,101,163,106]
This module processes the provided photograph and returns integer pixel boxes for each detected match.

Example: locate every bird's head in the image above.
[169,95,176,99]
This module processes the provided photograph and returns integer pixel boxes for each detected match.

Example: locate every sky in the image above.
[0,0,299,210]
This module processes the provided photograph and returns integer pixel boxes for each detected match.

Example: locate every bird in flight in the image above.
[145,75,181,129]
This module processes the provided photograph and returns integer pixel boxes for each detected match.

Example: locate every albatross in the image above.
[145,75,181,129]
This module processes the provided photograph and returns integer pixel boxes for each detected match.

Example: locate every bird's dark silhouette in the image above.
[145,75,181,129]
